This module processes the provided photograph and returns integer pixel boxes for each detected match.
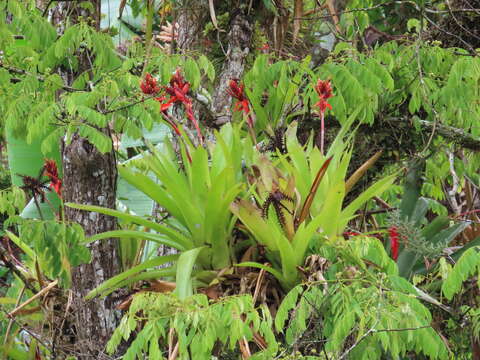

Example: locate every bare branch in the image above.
[339,323,431,359]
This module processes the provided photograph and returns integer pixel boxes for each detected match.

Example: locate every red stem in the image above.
[320,111,325,155]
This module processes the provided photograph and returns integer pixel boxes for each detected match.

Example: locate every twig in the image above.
[0,249,38,294]
[102,95,156,114]
[359,208,396,215]
[373,196,392,209]
[421,12,477,55]
[8,279,59,317]
[32,194,45,221]
[4,286,25,345]
[252,268,266,305]
[52,289,74,359]
[446,150,462,215]
[338,322,431,359]
[0,307,52,351]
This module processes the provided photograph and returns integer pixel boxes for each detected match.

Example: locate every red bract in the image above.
[43,159,62,197]
[227,79,254,129]
[314,79,333,113]
[156,69,203,143]
[258,43,270,52]
[343,231,360,238]
[140,73,160,95]
[389,226,399,261]
[314,79,334,155]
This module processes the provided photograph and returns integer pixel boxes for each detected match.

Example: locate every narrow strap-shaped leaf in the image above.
[85,254,178,299]
[345,150,383,194]
[296,157,332,227]
[85,230,187,251]
[236,262,284,284]
[66,203,192,249]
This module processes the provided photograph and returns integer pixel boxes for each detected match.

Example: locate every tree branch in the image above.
[338,323,431,359]
[388,116,480,151]
[0,62,81,93]
[418,119,480,151]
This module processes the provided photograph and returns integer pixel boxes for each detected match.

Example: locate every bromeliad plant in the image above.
[390,160,476,279]
[232,116,396,290]
[67,123,247,298]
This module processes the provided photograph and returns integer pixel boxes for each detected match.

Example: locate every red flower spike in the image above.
[314,79,333,113]
[227,79,254,129]
[258,43,270,52]
[314,79,334,155]
[43,159,62,197]
[155,69,203,143]
[343,231,360,238]
[140,73,160,95]
[389,226,399,261]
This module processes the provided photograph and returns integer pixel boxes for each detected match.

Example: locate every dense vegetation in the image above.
[0,0,479,359]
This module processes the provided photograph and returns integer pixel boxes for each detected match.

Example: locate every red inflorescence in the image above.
[314,79,334,113]
[140,73,160,95]
[258,43,270,52]
[44,159,62,197]
[227,79,254,129]
[343,231,360,238]
[389,226,399,261]
[156,69,202,142]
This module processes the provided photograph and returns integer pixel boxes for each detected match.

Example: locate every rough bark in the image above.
[211,11,254,126]
[176,1,207,52]
[62,133,120,359]
[57,1,121,358]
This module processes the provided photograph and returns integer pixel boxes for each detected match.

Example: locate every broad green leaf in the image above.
[175,247,205,300]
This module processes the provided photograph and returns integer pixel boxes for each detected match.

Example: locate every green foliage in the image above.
[119,130,243,270]
[2,1,478,358]
[84,254,177,299]
[107,293,277,360]
[243,55,312,132]
[0,0,216,156]
[442,246,480,301]
[67,123,246,297]
[7,220,91,287]
[0,185,25,220]
[275,237,449,359]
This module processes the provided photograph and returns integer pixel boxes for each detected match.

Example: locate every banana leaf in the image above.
[6,127,61,220]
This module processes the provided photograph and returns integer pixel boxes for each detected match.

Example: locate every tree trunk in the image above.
[175,1,207,52]
[57,1,121,358]
[62,134,120,359]
[211,10,254,126]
